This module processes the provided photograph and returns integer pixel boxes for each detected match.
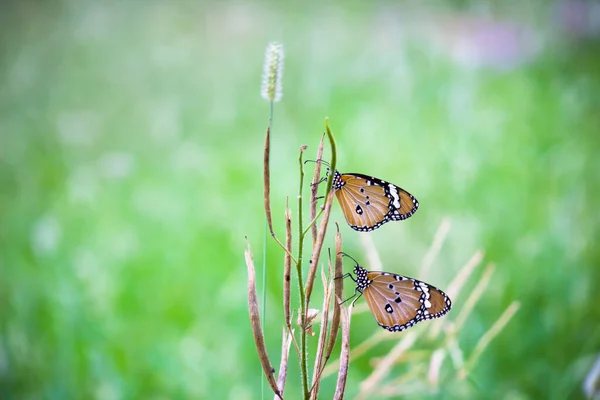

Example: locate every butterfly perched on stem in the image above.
[340,253,451,332]
[331,170,418,232]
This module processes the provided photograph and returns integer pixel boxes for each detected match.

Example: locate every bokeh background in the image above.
[2,1,600,399]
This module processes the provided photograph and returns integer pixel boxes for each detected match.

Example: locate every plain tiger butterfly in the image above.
[331,170,418,232]
[340,253,451,332]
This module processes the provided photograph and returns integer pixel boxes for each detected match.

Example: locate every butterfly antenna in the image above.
[338,252,361,266]
[304,158,330,168]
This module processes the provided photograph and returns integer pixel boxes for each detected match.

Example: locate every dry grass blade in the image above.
[323,330,388,378]
[310,134,325,244]
[325,226,343,362]
[428,250,484,339]
[459,301,520,379]
[284,205,292,329]
[310,263,333,399]
[453,263,495,332]
[419,218,451,280]
[428,348,447,387]
[377,365,428,397]
[245,242,282,400]
[333,301,353,400]
[305,189,335,304]
[275,327,293,400]
[445,250,484,300]
[359,233,382,272]
[369,350,430,366]
[356,331,418,400]
[447,334,465,370]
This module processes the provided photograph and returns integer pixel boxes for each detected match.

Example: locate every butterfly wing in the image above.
[363,271,451,332]
[334,172,418,232]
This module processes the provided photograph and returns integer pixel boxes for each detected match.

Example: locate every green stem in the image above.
[302,209,324,237]
[296,147,309,398]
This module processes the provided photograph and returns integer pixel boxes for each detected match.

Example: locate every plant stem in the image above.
[296,146,309,398]
[261,101,274,399]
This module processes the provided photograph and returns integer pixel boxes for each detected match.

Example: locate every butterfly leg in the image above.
[339,287,363,306]
[335,272,356,282]
[311,177,327,186]
[350,290,364,307]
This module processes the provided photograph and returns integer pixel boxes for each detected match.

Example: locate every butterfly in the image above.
[340,253,452,332]
[332,170,418,232]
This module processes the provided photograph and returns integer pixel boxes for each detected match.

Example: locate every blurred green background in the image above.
[2,1,600,399]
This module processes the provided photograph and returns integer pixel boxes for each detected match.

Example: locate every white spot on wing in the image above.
[389,184,401,208]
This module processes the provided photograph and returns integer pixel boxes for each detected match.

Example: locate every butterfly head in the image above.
[353,263,370,292]
[332,169,343,190]
[340,252,370,291]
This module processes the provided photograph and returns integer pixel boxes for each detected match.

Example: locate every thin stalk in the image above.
[301,119,338,399]
[264,120,298,264]
[304,119,337,304]
[309,134,325,243]
[262,101,273,399]
[296,146,309,398]
[302,208,324,237]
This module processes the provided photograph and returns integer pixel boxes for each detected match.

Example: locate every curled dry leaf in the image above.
[298,308,320,337]
[310,262,334,400]
[325,227,343,361]
[245,243,282,400]
[275,327,293,400]
[333,300,353,400]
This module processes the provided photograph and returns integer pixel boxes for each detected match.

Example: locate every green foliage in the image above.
[1,1,599,399]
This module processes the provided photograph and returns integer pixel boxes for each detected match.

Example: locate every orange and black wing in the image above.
[333,171,418,232]
[363,271,451,332]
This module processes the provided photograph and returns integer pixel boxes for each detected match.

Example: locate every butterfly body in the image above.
[332,170,418,232]
[350,262,451,332]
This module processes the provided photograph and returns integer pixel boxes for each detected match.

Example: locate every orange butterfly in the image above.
[340,254,451,332]
[332,170,418,232]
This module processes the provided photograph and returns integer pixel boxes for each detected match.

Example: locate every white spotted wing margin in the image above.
[352,263,452,333]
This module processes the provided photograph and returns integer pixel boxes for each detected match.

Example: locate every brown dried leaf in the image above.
[309,265,333,400]
[264,122,274,234]
[284,206,292,329]
[333,301,353,400]
[325,227,343,362]
[245,242,282,399]
[274,327,293,400]
[310,134,325,243]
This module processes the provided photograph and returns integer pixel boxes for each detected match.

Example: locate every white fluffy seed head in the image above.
[261,42,284,102]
